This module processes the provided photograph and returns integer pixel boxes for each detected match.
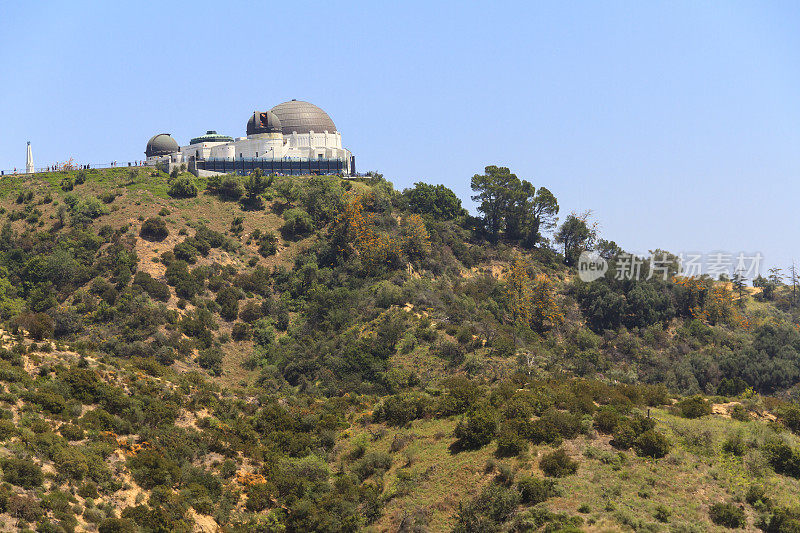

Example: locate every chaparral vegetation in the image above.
[0,165,796,531]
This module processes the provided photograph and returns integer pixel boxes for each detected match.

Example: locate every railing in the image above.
[0,160,369,178]
[0,161,149,176]
[198,157,348,176]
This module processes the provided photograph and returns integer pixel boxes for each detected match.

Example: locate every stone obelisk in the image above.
[25,142,34,174]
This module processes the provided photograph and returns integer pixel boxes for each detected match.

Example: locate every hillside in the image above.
[0,167,798,532]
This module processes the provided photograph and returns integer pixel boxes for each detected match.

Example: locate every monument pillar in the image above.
[26,142,34,174]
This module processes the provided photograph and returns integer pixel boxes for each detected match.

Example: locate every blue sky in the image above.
[1,1,799,275]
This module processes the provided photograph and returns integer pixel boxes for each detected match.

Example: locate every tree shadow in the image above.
[239,197,265,212]
[448,439,477,455]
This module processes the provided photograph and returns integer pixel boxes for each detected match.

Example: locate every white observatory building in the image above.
[145,100,355,176]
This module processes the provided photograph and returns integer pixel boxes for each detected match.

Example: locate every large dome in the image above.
[270,100,337,135]
[145,133,178,157]
[247,111,282,136]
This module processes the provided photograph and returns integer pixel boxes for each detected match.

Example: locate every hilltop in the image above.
[0,166,798,532]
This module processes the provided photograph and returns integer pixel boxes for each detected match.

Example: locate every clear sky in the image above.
[1,2,798,275]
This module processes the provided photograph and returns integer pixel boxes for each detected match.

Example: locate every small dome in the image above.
[145,133,178,157]
[190,130,234,144]
[247,111,282,136]
[270,100,337,135]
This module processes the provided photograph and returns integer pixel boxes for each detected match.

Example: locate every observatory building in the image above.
[145,100,355,176]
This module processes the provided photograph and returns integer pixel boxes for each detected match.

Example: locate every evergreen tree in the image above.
[732,268,747,309]
[404,182,464,220]
[554,212,596,266]
[470,165,518,243]
[470,166,559,247]
[755,267,783,301]
[524,186,559,248]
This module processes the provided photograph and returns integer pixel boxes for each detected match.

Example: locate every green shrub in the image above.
[634,430,671,458]
[78,481,99,499]
[654,504,671,522]
[744,485,771,510]
[717,377,749,397]
[0,419,16,441]
[594,407,621,434]
[613,414,656,450]
[165,260,202,299]
[454,407,497,450]
[245,483,275,512]
[764,439,800,477]
[40,490,76,515]
[168,177,198,198]
[281,208,314,239]
[438,376,482,416]
[353,451,392,481]
[730,404,750,422]
[6,493,43,521]
[54,447,90,481]
[127,450,180,489]
[17,312,54,340]
[453,484,520,533]
[239,301,263,323]
[539,448,578,477]
[214,176,245,201]
[60,366,102,403]
[22,389,66,414]
[760,507,800,533]
[71,196,108,224]
[676,395,712,419]
[133,271,171,301]
[174,240,200,263]
[526,408,581,445]
[258,232,278,257]
[543,408,581,439]
[491,334,515,358]
[722,433,747,456]
[432,339,465,364]
[780,404,800,434]
[198,347,224,376]
[83,507,104,524]
[216,287,241,321]
[1,457,43,488]
[252,318,276,348]
[80,408,131,434]
[99,518,137,533]
[376,392,432,426]
[496,422,527,457]
[139,217,169,241]
[709,502,746,528]
[231,322,251,341]
[517,475,559,504]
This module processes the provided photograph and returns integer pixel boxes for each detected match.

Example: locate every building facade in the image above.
[145,100,355,176]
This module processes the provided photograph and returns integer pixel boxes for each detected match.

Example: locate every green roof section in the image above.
[189,130,234,145]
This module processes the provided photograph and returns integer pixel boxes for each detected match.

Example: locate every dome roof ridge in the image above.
[270,100,337,135]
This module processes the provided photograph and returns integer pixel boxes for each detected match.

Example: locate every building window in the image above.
[318,153,323,159]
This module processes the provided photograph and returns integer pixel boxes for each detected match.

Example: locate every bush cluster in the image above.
[140,217,169,241]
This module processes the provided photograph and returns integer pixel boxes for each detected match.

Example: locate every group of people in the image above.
[3,160,149,176]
